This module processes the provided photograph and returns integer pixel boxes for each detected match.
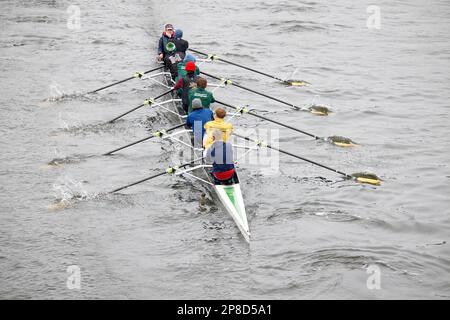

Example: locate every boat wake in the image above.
[40,90,110,106]
[51,119,139,137]
[42,92,85,103]
[287,175,335,186]
[48,186,138,211]
[46,154,94,167]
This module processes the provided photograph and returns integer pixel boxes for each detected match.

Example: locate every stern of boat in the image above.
[214,183,250,242]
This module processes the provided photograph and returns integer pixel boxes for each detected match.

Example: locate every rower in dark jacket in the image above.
[172,61,199,112]
[173,29,189,54]
[206,129,236,183]
[157,23,175,61]
[162,28,188,79]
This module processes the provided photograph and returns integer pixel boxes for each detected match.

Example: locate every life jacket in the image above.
[161,32,175,55]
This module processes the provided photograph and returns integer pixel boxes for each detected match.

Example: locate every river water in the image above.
[0,0,449,299]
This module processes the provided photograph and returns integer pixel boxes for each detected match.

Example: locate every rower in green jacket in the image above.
[188,77,215,113]
[177,53,200,81]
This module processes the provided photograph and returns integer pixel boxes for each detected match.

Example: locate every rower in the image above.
[164,29,189,80]
[205,128,237,185]
[186,98,214,148]
[188,77,215,113]
[177,54,200,81]
[173,29,189,54]
[157,23,175,61]
[172,61,199,112]
[203,108,233,150]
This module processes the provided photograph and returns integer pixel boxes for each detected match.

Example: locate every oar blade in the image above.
[351,173,381,186]
[309,105,331,116]
[284,79,310,87]
[327,136,358,147]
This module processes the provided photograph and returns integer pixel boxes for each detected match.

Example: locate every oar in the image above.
[110,158,200,193]
[88,66,164,94]
[108,88,174,123]
[201,71,329,115]
[216,100,356,147]
[189,48,309,86]
[103,123,186,155]
[234,133,380,185]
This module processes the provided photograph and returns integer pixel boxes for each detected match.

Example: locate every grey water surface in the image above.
[0,0,449,299]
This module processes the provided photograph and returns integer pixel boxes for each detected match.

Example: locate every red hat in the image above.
[185,61,196,72]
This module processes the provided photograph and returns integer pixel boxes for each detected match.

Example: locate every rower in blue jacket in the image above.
[186,98,214,148]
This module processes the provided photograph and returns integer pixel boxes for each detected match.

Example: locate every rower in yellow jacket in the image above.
[203,108,233,150]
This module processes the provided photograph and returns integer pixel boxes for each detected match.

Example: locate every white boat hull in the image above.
[162,69,250,242]
[214,183,250,242]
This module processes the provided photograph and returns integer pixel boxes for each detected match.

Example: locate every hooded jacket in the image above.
[172,29,189,54]
[158,32,175,56]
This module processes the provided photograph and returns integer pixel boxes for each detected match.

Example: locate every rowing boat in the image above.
[101,48,381,244]
[160,68,251,242]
